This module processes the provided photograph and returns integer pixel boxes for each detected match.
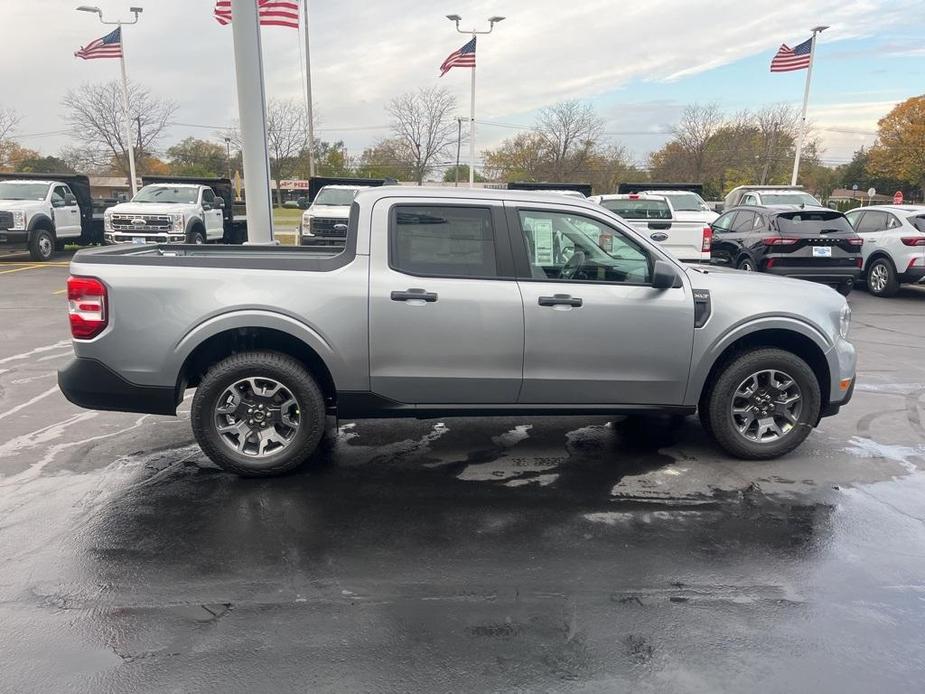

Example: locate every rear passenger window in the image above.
[391,205,497,278]
[731,211,756,232]
[857,211,888,233]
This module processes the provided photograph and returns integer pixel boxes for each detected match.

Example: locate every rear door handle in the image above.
[538,294,582,307]
[391,288,438,303]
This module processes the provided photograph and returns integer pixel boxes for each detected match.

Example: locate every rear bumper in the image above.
[58,357,177,415]
[764,265,861,284]
[899,267,925,284]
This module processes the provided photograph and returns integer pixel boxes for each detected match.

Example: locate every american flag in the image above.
[440,37,476,76]
[214,0,300,29]
[770,37,813,72]
[74,27,123,60]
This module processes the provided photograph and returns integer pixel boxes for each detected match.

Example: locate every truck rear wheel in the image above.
[704,348,820,460]
[190,351,326,477]
[28,228,55,262]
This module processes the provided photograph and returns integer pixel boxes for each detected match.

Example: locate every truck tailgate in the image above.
[625,219,709,263]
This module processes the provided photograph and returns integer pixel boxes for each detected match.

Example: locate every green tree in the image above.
[443,164,487,183]
[867,96,925,197]
[166,137,229,177]
[356,138,415,180]
[15,155,75,173]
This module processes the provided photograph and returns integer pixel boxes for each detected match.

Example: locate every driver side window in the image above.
[51,186,68,206]
[516,210,651,285]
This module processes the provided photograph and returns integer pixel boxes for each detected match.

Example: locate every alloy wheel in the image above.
[730,369,802,443]
[869,263,888,294]
[213,376,301,457]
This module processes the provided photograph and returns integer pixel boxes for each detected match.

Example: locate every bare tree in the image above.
[62,81,176,177]
[754,104,800,184]
[535,100,604,179]
[0,106,18,142]
[672,103,725,181]
[387,86,458,184]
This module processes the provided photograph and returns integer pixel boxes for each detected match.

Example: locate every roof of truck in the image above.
[320,184,373,190]
[0,179,55,185]
[141,183,202,188]
[354,185,610,209]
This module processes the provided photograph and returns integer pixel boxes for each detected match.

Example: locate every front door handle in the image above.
[538,294,582,307]
[391,288,438,303]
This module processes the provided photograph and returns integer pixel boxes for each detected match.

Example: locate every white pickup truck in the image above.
[588,193,712,262]
[724,185,822,209]
[104,182,228,245]
[0,176,96,261]
[299,184,371,247]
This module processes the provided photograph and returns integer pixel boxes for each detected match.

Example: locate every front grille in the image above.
[110,213,173,232]
[310,217,347,238]
[0,211,14,230]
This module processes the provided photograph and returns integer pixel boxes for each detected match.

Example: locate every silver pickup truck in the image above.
[58,187,856,476]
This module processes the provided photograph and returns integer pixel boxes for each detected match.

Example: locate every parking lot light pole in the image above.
[230,0,275,244]
[76,5,143,197]
[446,14,505,187]
[790,25,828,186]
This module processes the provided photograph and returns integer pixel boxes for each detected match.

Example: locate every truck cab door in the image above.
[507,204,694,405]
[200,188,224,240]
[51,185,81,239]
[368,199,524,404]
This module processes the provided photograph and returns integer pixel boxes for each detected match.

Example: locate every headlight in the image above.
[11,211,25,230]
[301,213,312,234]
[103,214,113,232]
[839,303,851,339]
[170,214,185,232]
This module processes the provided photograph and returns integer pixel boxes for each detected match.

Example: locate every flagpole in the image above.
[446,15,505,189]
[790,25,827,186]
[469,32,476,188]
[118,31,139,197]
[302,0,315,179]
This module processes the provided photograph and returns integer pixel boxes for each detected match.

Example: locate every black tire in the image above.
[28,228,55,262]
[866,257,899,298]
[191,350,326,477]
[736,256,755,272]
[836,280,854,297]
[187,228,206,245]
[705,348,821,460]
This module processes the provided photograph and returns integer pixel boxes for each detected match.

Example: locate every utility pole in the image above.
[790,25,828,186]
[230,0,275,244]
[446,14,505,187]
[76,5,143,196]
[455,117,463,187]
[301,0,315,178]
[135,115,143,174]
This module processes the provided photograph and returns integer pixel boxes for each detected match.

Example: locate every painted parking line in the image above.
[52,289,67,295]
[0,264,45,275]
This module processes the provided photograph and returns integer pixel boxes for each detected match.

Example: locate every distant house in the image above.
[828,187,894,204]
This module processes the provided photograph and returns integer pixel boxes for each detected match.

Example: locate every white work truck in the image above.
[299,184,372,247]
[104,182,227,245]
[0,175,94,261]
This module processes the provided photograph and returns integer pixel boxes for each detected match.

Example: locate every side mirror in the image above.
[297,197,309,210]
[64,194,77,206]
[651,259,680,290]
[214,198,225,208]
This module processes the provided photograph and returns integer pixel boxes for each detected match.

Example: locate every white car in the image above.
[588,193,712,263]
[845,205,925,297]
[725,185,822,208]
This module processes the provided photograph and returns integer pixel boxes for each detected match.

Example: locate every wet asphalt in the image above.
[2,252,925,693]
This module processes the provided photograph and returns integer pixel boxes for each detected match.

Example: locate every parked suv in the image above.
[845,205,925,297]
[710,205,862,295]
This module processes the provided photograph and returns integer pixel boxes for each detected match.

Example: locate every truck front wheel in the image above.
[28,228,55,262]
[704,348,820,460]
[190,351,326,477]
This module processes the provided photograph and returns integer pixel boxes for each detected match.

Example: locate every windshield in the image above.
[0,182,50,200]
[776,211,854,235]
[132,185,199,204]
[760,192,820,206]
[660,192,710,212]
[313,188,360,206]
[601,198,671,220]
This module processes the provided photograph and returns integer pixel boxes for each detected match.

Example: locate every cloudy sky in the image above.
[2,0,924,169]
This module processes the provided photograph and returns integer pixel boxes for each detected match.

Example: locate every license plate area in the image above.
[812,246,832,257]
[132,237,147,245]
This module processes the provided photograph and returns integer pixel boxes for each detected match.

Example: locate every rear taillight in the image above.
[762,237,799,246]
[900,237,925,247]
[847,238,864,247]
[67,276,107,339]
[701,226,713,253]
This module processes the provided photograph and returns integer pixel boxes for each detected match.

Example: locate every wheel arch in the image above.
[691,325,832,414]
[864,250,895,273]
[27,214,55,233]
[185,217,206,237]
[174,313,341,407]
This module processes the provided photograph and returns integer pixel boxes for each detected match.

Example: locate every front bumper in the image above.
[58,357,178,415]
[106,232,186,245]
[0,230,28,245]
[820,335,856,419]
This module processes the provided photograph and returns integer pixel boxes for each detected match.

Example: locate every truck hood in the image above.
[686,263,839,298]
[0,200,45,212]
[304,205,351,218]
[107,202,198,216]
